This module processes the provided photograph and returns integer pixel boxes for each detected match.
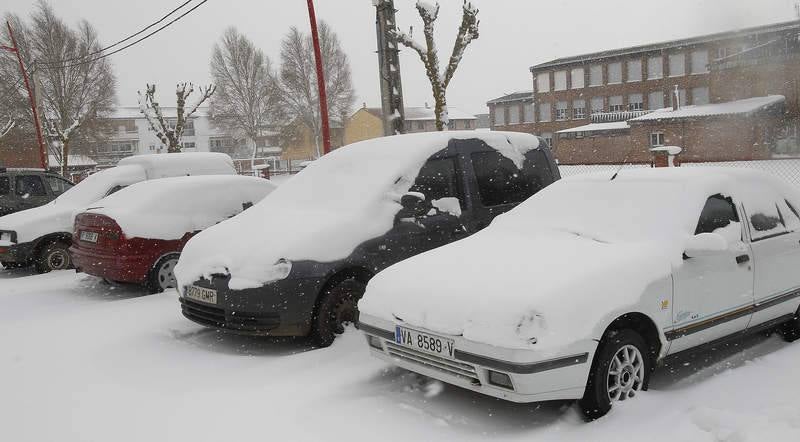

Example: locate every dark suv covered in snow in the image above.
[0,168,73,217]
[176,131,560,346]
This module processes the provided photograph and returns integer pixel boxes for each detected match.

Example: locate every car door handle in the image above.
[736,254,750,264]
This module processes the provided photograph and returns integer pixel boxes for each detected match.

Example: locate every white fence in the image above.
[558,159,800,187]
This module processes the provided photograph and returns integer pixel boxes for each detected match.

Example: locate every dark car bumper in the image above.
[0,241,36,264]
[180,274,326,337]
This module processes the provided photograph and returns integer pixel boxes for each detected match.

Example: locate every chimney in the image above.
[425,102,430,109]
[672,85,680,111]
[362,102,367,109]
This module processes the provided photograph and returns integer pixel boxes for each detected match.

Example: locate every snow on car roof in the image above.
[118,152,235,179]
[86,176,276,241]
[175,131,540,291]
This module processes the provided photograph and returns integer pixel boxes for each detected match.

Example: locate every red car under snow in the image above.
[70,175,275,293]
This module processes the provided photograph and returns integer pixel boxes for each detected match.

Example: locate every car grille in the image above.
[180,298,281,331]
[384,342,481,385]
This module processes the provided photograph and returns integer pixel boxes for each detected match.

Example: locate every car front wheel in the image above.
[146,254,180,294]
[579,329,651,420]
[35,240,72,274]
[780,307,800,342]
[311,277,366,347]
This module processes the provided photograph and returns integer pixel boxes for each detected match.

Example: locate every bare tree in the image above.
[210,27,280,158]
[392,1,479,131]
[278,21,354,156]
[0,119,13,139]
[138,82,215,153]
[29,1,116,175]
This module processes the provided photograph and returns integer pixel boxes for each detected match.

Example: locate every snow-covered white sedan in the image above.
[357,167,800,419]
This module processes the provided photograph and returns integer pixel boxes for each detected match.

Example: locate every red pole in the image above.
[5,21,47,169]
[306,0,332,155]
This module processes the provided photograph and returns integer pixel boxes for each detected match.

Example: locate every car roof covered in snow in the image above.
[118,152,235,179]
[86,175,276,240]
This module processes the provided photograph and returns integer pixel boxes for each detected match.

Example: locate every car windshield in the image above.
[496,177,699,243]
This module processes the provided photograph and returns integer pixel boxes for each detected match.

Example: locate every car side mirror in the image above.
[684,233,729,258]
[399,192,429,219]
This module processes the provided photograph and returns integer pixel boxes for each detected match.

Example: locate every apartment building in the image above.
[488,20,800,164]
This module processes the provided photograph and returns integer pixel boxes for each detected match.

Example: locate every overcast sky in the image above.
[3,0,797,115]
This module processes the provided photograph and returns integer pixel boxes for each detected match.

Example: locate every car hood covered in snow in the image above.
[174,131,540,291]
[359,167,800,351]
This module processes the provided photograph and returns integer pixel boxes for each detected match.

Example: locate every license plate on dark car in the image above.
[185,285,217,305]
[395,326,455,359]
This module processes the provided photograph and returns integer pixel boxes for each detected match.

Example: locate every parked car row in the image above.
[2,132,800,421]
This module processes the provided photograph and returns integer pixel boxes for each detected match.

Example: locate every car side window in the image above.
[15,175,47,197]
[46,176,73,196]
[105,185,126,197]
[695,194,739,235]
[409,158,464,208]
[0,177,9,195]
[471,151,543,207]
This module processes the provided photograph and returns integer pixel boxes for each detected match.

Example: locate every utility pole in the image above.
[306,0,332,155]
[2,21,47,169]
[374,0,405,136]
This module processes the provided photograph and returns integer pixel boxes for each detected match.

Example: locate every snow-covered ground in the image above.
[1,270,799,441]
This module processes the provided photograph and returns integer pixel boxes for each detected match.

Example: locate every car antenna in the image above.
[610,142,639,181]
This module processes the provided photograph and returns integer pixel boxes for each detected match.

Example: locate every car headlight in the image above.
[0,230,17,244]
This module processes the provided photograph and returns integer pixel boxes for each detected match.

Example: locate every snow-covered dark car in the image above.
[0,168,74,217]
[358,167,800,420]
[0,153,236,273]
[175,131,560,346]
[70,175,275,293]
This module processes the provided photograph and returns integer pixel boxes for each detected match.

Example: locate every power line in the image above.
[41,0,210,71]
[40,0,197,67]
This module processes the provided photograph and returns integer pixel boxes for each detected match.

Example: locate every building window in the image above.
[609,95,624,113]
[691,50,709,74]
[536,72,550,93]
[669,53,685,77]
[589,64,603,86]
[571,68,585,89]
[182,142,196,150]
[119,119,137,133]
[648,91,664,109]
[523,103,534,123]
[509,105,521,124]
[607,62,622,84]
[541,132,553,148]
[538,102,551,122]
[465,120,472,129]
[573,99,586,119]
[628,93,644,111]
[668,89,687,107]
[692,87,709,105]
[627,60,642,82]
[554,70,567,91]
[417,121,425,130]
[650,132,665,147]
[647,56,663,79]
[494,106,505,126]
[590,97,604,114]
[555,101,569,121]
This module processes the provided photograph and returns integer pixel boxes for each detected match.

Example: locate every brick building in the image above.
[488,20,800,164]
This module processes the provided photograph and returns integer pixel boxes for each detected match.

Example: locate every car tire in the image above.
[311,277,366,348]
[579,329,651,421]
[780,308,800,343]
[34,240,72,274]
[145,253,180,294]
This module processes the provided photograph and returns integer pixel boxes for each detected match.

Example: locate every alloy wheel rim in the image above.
[48,250,67,270]
[607,344,645,402]
[157,258,178,290]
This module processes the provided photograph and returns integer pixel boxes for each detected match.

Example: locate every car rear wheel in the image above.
[780,307,800,343]
[35,241,72,274]
[146,254,180,294]
[579,329,651,420]
[311,277,366,347]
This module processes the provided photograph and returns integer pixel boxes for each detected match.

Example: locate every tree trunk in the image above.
[168,138,181,153]
[60,139,69,177]
[434,89,447,131]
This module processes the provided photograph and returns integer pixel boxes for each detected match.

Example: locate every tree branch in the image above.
[443,1,479,89]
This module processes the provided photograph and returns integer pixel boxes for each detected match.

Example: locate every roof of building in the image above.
[530,20,800,71]
[486,91,534,105]
[556,121,631,134]
[355,106,477,121]
[108,106,210,119]
[48,154,98,167]
[629,95,786,122]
